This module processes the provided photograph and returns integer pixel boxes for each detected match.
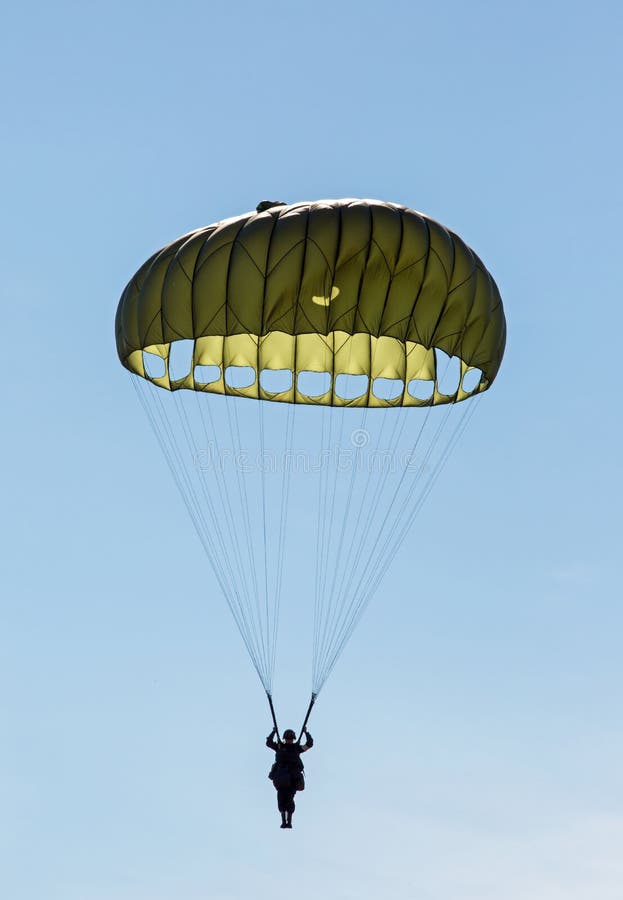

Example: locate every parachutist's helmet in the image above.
[283,729,296,741]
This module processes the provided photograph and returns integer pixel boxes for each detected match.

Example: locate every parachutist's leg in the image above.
[285,792,295,827]
[278,789,289,828]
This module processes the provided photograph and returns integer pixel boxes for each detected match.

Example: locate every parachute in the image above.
[115,198,506,724]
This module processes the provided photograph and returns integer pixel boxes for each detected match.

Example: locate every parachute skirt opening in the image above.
[127,334,489,407]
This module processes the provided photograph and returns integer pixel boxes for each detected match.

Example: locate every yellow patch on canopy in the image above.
[312,286,340,306]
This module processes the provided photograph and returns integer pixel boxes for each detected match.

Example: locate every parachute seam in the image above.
[377,207,406,339]
[328,206,344,404]
[369,236,392,275]
[393,250,429,278]
[266,239,306,278]
[446,266,476,297]
[197,301,227,337]
[428,231,459,360]
[194,239,237,278]
[259,211,280,382]
[143,308,165,350]
[405,217,432,346]
[231,239,268,279]
[293,204,313,343]
[159,254,196,342]
[291,204,314,400]
[351,206,380,337]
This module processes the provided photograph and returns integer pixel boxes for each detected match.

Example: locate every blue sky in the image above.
[2,1,622,898]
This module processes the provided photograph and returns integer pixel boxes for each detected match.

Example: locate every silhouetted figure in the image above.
[266,727,313,828]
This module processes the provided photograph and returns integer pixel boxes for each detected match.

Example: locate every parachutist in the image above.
[266,727,313,828]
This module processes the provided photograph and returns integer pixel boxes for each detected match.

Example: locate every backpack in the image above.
[268,764,305,792]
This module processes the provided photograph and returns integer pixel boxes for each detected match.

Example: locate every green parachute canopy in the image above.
[116,199,505,406]
[115,198,506,703]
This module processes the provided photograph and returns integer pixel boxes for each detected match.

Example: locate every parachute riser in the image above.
[297,693,317,744]
[266,692,280,742]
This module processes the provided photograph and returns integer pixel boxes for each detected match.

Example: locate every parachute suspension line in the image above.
[313,401,413,691]
[159,389,270,687]
[360,396,481,612]
[258,398,271,680]
[192,390,255,607]
[171,390,250,608]
[134,379,240,608]
[353,397,459,606]
[318,404,340,609]
[321,400,478,684]
[222,392,272,689]
[132,378,222,586]
[312,400,330,681]
[325,403,369,606]
[315,401,459,690]
[171,388,273,688]
[331,404,408,618]
[313,402,370,691]
[131,378,268,689]
[313,399,338,688]
[325,402,476,678]
[271,399,296,688]
[189,388,277,688]
[173,389,283,688]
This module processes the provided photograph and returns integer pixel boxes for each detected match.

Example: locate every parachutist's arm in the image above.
[266,731,279,750]
[300,730,313,752]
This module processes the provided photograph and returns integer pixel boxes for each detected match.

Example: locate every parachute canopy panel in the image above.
[115,199,506,407]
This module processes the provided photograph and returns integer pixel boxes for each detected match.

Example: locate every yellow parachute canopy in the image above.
[115,199,506,407]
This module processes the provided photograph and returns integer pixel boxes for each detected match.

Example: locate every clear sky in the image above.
[2,1,622,898]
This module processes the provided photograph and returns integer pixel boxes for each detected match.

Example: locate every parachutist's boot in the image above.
[280,812,287,828]
[286,813,293,829]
